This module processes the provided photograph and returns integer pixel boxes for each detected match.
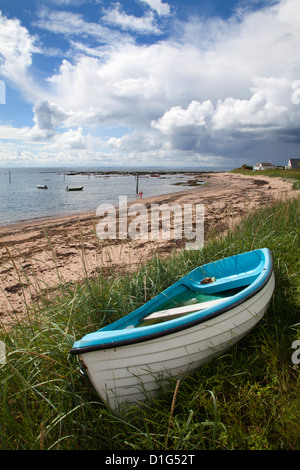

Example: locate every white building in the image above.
[285,158,300,170]
[253,162,276,171]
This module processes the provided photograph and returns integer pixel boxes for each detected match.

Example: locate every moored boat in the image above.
[65,186,83,191]
[36,184,48,189]
[70,248,275,411]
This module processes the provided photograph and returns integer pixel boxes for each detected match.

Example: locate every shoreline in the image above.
[0,184,197,234]
[0,172,296,326]
[0,187,198,235]
[0,169,212,230]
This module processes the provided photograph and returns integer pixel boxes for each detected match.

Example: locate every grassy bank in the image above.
[0,196,299,450]
[231,167,300,190]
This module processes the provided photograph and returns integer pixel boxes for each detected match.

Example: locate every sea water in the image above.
[0,167,205,226]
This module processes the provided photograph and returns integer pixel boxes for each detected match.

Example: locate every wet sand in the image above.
[0,172,295,325]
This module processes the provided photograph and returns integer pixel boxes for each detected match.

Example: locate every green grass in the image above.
[0,196,299,450]
[231,167,300,189]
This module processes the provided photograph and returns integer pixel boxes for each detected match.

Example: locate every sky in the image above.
[0,0,299,169]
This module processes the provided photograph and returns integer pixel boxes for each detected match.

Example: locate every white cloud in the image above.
[0,125,31,141]
[151,76,300,157]
[0,124,54,166]
[33,8,133,47]
[138,0,171,17]
[30,99,69,140]
[0,12,41,99]
[27,100,105,154]
[45,45,180,125]
[0,122,112,167]
[50,127,88,149]
[102,3,161,34]
[108,128,166,152]
[1,0,300,167]
[152,100,214,134]
[42,0,299,130]
[47,0,88,5]
[49,127,106,151]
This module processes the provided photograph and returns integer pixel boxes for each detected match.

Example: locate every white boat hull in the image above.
[79,272,275,411]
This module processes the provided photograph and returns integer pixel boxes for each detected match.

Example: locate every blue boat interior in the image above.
[70,248,273,352]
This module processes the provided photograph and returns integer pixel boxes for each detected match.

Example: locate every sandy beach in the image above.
[0,171,295,326]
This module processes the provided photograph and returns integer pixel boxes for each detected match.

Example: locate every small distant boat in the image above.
[66,186,83,191]
[36,185,48,189]
[70,248,274,412]
[150,174,160,177]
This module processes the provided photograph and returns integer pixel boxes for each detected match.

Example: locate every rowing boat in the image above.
[70,248,274,411]
[65,186,83,191]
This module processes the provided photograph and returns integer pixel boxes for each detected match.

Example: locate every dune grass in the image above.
[231,167,300,190]
[0,195,299,450]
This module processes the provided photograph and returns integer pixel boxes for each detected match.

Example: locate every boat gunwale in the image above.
[70,249,274,355]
